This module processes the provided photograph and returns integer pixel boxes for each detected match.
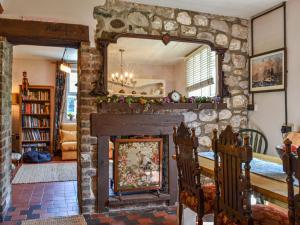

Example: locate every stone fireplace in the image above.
[76,0,249,214]
[88,103,228,212]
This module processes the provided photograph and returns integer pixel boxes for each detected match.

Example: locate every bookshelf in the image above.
[19,85,54,155]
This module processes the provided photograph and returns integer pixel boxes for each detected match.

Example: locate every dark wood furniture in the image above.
[213,126,253,224]
[239,129,268,154]
[19,85,54,155]
[90,113,183,212]
[282,138,300,225]
[213,125,289,225]
[174,122,215,225]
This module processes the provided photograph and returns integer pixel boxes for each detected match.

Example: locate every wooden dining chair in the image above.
[282,138,300,225]
[173,122,216,225]
[239,129,268,154]
[213,125,289,225]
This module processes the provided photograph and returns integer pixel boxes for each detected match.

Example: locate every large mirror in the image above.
[107,37,218,98]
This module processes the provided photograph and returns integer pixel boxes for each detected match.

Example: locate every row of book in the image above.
[22,130,50,141]
[22,90,50,101]
[22,103,50,114]
[22,143,49,153]
[22,116,50,128]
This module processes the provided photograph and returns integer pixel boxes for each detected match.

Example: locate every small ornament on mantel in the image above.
[21,71,29,96]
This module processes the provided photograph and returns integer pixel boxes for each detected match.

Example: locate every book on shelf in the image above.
[22,129,50,141]
[22,116,50,128]
[22,90,50,101]
[22,143,49,153]
[19,85,53,155]
[22,103,50,114]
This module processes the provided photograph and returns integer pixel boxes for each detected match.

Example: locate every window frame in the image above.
[185,45,218,98]
[64,69,78,122]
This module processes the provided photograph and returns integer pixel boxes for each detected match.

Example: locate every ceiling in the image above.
[1,0,284,61]
[125,0,285,18]
[108,38,201,65]
[13,45,78,61]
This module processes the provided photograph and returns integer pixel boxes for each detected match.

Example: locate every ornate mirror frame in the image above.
[91,32,229,98]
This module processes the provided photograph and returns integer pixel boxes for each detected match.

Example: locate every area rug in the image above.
[21,215,87,225]
[12,162,77,184]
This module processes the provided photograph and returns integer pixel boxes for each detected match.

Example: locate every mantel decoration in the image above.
[96,91,222,111]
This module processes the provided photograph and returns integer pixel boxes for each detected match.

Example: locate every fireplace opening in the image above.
[107,135,171,209]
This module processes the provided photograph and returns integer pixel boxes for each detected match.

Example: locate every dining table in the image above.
[198,151,298,205]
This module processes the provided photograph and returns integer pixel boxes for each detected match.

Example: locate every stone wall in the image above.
[0,37,12,215]
[78,42,101,213]
[77,0,249,213]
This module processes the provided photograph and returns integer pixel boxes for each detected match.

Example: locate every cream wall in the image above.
[249,0,300,155]
[109,60,188,96]
[11,58,56,138]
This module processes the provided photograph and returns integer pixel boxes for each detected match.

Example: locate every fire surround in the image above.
[91,113,183,212]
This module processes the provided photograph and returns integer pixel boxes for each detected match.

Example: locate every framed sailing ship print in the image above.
[250,48,286,93]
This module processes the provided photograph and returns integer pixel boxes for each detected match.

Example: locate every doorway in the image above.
[9,44,79,220]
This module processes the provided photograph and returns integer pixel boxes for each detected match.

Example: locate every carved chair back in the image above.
[173,122,204,214]
[239,128,268,154]
[282,138,300,225]
[212,125,253,225]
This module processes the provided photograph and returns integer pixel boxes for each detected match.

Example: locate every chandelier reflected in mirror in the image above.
[111,49,136,89]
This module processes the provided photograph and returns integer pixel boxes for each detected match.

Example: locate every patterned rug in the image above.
[21,215,86,225]
[12,163,77,184]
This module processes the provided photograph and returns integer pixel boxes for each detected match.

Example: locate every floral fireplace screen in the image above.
[114,138,163,193]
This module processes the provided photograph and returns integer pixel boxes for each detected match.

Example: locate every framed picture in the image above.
[250,48,286,93]
[114,138,163,193]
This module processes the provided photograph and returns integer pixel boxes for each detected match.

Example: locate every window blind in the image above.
[186,46,216,93]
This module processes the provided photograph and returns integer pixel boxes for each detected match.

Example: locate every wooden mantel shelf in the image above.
[98,102,227,112]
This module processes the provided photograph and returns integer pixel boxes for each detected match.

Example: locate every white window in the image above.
[65,71,77,121]
[185,46,217,97]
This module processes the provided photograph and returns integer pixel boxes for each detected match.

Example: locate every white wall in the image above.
[1,0,105,46]
[249,0,300,155]
[286,0,300,132]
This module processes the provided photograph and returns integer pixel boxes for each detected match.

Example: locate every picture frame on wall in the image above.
[250,48,286,93]
[114,138,163,194]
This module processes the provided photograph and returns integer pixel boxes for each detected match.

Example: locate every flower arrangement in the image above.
[96,94,218,105]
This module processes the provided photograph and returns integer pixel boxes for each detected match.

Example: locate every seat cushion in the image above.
[252,204,288,225]
[180,183,216,214]
[62,151,77,160]
[61,141,77,152]
[60,130,77,142]
[217,204,288,225]
[61,123,77,131]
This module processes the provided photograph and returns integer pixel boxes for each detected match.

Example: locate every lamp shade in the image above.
[60,62,71,74]
[12,93,19,105]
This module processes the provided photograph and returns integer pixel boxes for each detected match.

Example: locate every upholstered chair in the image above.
[173,122,216,225]
[213,125,289,225]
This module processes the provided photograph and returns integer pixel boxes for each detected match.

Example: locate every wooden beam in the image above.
[0,18,89,48]
[0,4,3,14]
